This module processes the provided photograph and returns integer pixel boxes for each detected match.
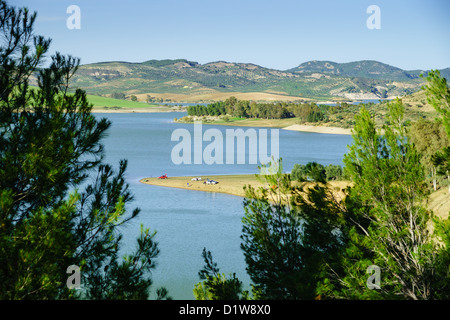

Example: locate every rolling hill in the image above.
[287,60,414,80]
[288,60,450,82]
[70,59,448,103]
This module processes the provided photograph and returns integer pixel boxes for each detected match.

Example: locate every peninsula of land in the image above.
[140,174,449,219]
[139,174,350,199]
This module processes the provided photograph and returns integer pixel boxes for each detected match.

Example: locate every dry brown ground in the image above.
[135,91,311,103]
[139,174,349,200]
[427,187,450,220]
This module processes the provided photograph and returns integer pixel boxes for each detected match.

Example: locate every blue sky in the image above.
[10,0,450,70]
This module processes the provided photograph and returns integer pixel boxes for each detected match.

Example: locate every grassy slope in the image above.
[74,59,428,102]
[86,94,159,109]
[28,85,163,110]
[86,94,188,112]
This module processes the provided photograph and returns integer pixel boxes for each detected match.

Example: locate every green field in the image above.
[27,86,176,111]
[86,94,159,109]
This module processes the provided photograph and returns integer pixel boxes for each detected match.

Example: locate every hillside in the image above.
[70,59,448,103]
[287,60,415,81]
[289,61,450,82]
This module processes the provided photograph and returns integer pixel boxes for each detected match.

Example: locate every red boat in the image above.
[158,174,168,179]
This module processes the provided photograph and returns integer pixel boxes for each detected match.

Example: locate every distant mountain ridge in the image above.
[72,59,449,102]
[288,60,408,81]
[287,60,450,81]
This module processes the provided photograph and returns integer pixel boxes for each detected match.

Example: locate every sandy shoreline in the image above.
[139,174,265,198]
[282,124,353,135]
[139,174,350,199]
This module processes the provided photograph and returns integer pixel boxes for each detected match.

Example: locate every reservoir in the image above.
[97,112,353,299]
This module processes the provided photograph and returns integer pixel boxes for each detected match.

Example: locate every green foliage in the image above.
[291,103,325,122]
[421,70,450,136]
[409,119,449,190]
[290,162,325,182]
[111,92,126,100]
[291,162,343,182]
[85,225,163,300]
[187,98,294,120]
[338,100,450,299]
[315,188,389,300]
[83,93,158,109]
[243,162,300,299]
[193,248,246,300]
[433,147,450,177]
[233,100,450,301]
[290,163,306,182]
[193,273,244,300]
[421,70,450,192]
[182,95,438,130]
[409,119,448,167]
[0,1,165,300]
[325,164,344,181]
[241,195,305,299]
[240,159,349,299]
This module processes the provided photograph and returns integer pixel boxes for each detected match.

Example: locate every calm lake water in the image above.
[96,112,353,299]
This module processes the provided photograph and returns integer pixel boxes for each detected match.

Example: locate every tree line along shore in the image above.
[174,94,439,133]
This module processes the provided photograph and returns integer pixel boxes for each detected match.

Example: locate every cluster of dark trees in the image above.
[291,103,325,122]
[111,92,139,102]
[187,97,327,122]
[290,162,344,183]
[146,95,165,103]
[111,91,126,100]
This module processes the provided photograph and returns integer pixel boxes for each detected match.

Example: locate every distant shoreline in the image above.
[175,115,354,135]
[282,124,353,135]
[92,106,186,113]
[91,106,353,135]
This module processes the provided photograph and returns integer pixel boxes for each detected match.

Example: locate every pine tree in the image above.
[0,1,165,299]
[336,100,450,299]
[193,248,246,300]
[240,160,346,299]
[421,70,450,193]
